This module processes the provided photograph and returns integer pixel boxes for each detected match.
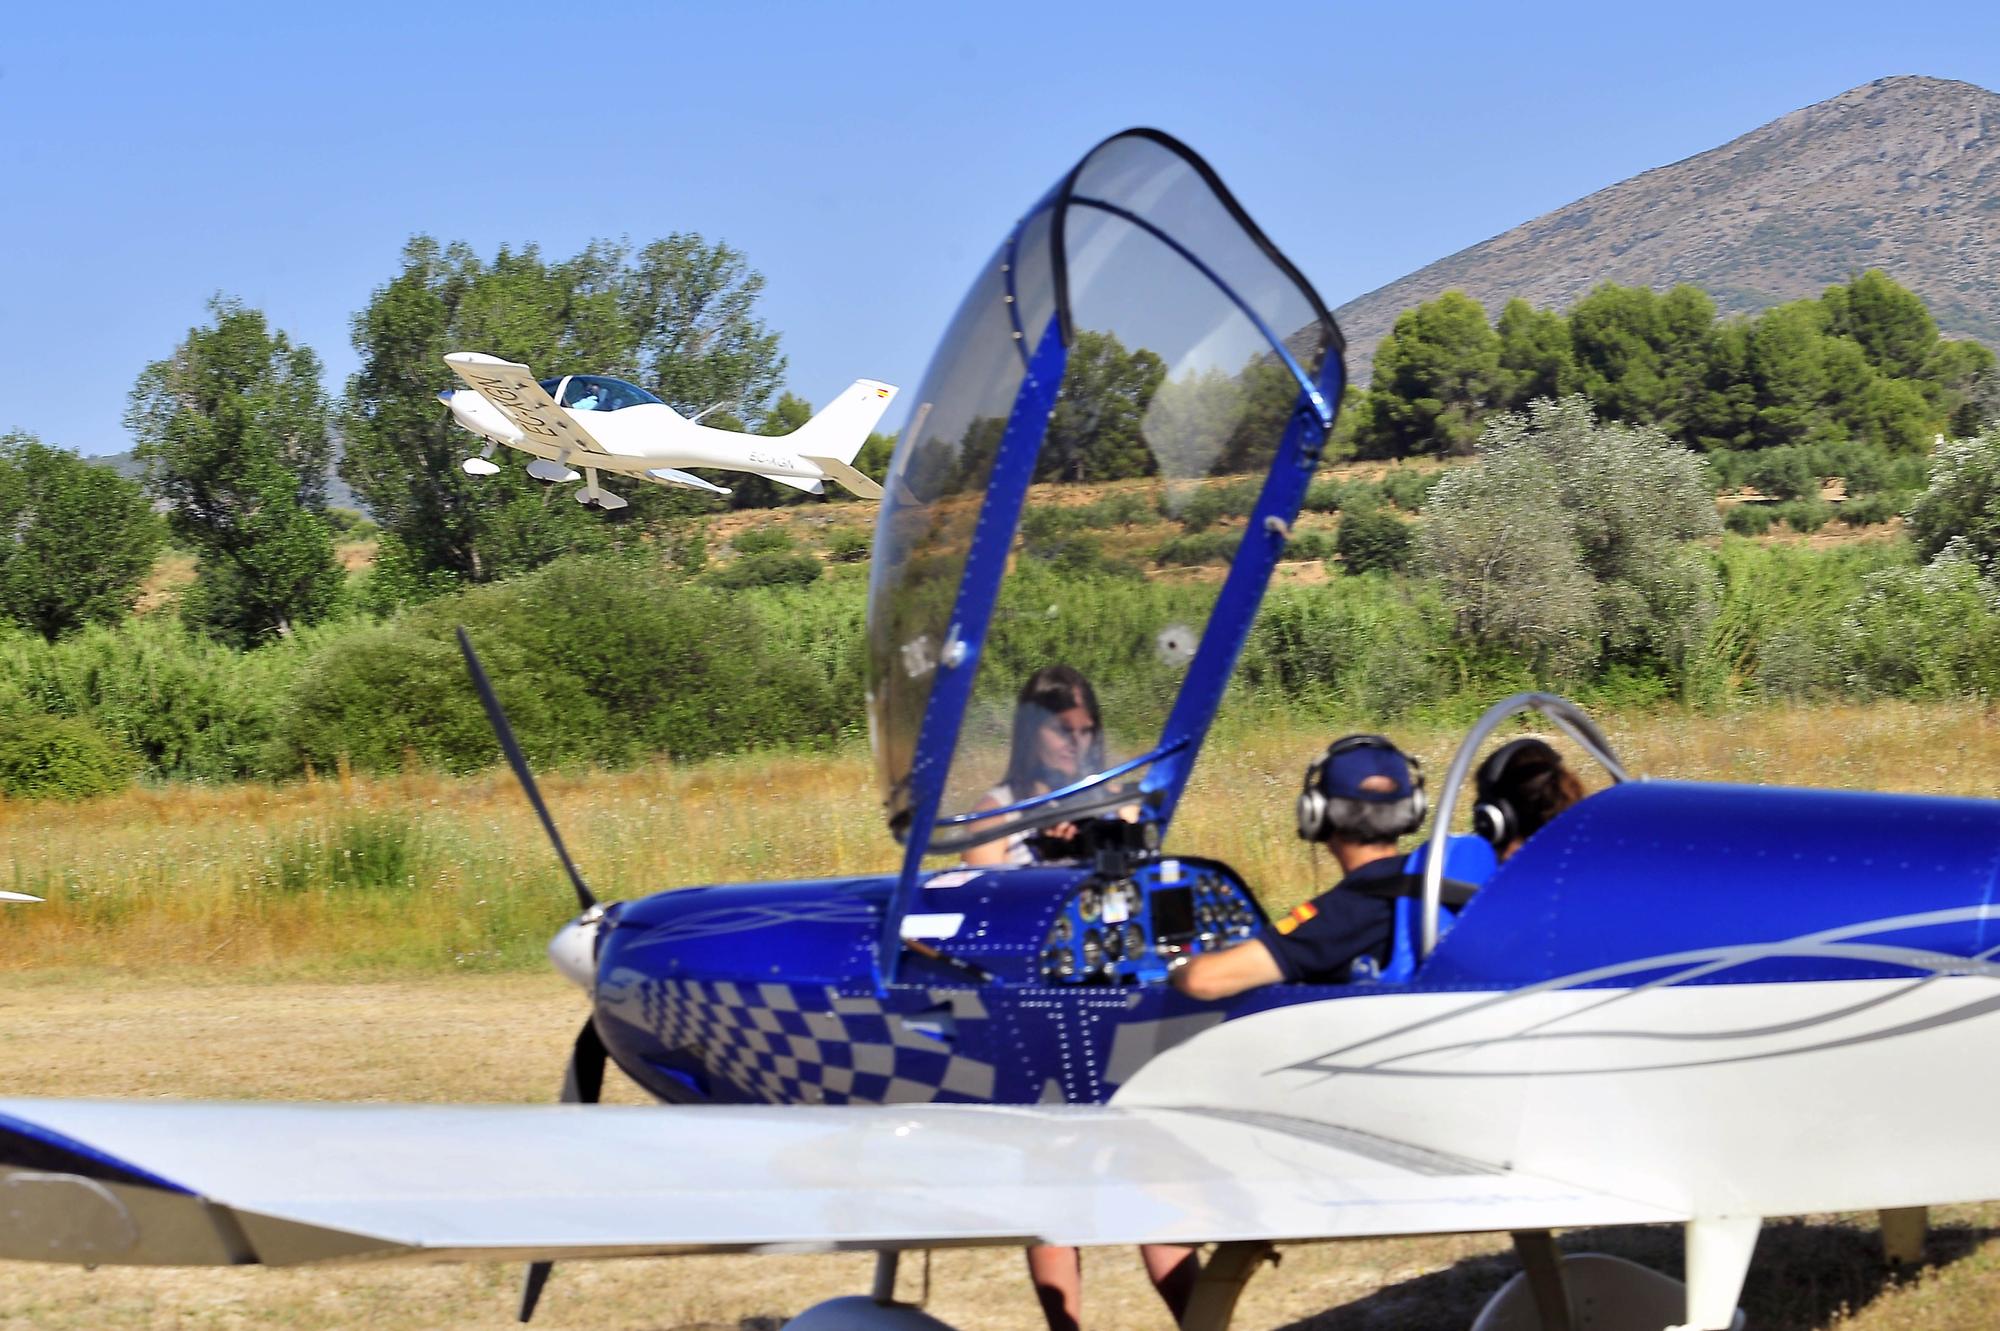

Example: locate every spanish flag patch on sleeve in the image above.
[1274,901,1318,935]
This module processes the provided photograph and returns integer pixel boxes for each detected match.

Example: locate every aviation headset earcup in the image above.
[1295,736,1424,842]
[1296,755,1329,842]
[1471,797,1514,847]
[1472,738,1556,846]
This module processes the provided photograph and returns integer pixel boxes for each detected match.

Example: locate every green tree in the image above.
[0,435,161,640]
[1038,331,1165,482]
[1822,269,1938,381]
[126,299,344,646]
[1567,284,1716,435]
[1355,291,1504,458]
[1495,298,1573,409]
[618,234,787,420]
[1421,396,1720,679]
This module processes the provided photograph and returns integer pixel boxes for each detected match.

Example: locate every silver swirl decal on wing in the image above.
[1275,904,2000,1082]
[623,898,880,945]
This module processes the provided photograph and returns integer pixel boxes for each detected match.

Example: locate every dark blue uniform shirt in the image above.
[1261,856,1401,984]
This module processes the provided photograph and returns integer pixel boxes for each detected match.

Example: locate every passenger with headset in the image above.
[1472,737,1586,861]
[1170,734,1428,1001]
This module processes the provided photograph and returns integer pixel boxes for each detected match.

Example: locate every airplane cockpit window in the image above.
[867,131,1339,860]
[540,375,662,412]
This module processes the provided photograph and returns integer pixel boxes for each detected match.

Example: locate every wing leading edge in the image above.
[444,353,611,458]
[0,1099,1682,1268]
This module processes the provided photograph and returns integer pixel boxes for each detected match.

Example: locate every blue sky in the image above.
[5,0,1999,457]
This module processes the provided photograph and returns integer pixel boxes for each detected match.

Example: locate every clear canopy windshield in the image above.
[539,375,661,411]
[867,130,1338,856]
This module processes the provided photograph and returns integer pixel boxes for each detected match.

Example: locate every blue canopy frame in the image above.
[873,133,1347,981]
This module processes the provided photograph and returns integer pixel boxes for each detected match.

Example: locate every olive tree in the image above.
[1421,395,1720,680]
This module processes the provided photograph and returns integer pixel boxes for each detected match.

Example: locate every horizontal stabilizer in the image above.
[766,473,827,495]
[0,891,41,903]
[802,454,884,500]
[0,1098,1683,1268]
[644,468,733,496]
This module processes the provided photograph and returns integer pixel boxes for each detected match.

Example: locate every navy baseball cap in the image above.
[1316,734,1420,803]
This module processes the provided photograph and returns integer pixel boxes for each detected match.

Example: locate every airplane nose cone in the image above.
[436,388,456,406]
[548,913,601,992]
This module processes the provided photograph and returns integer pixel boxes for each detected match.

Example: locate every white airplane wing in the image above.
[444,353,610,456]
[0,1099,1681,1268]
[643,467,733,496]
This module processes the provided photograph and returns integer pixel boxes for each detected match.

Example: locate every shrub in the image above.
[277,556,843,775]
[1335,505,1413,573]
[1019,506,1084,542]
[1284,531,1336,562]
[1166,479,1258,533]
[1837,493,1900,526]
[1378,466,1441,512]
[1841,544,2000,698]
[1075,493,1152,529]
[1152,532,1239,566]
[1239,578,1454,718]
[707,551,823,589]
[824,527,872,563]
[1744,447,1820,502]
[1908,425,2000,578]
[1724,504,1775,536]
[0,614,304,782]
[729,526,796,555]
[1773,497,1832,533]
[1301,479,1366,513]
[0,713,138,800]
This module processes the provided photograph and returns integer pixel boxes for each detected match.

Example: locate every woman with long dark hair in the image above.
[962,664,1106,867]
[962,665,1199,1329]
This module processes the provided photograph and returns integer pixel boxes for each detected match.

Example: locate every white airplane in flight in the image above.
[438,352,895,508]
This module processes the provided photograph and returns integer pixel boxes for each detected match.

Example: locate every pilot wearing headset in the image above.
[1170,734,1427,1001]
[1472,737,1586,861]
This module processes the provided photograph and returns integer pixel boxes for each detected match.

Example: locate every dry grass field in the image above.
[7,702,2000,1327]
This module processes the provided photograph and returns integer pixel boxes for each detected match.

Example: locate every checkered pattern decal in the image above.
[627,979,997,1106]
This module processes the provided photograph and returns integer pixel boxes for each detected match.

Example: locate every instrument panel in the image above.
[1038,858,1263,985]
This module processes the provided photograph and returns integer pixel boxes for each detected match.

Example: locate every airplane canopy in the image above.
[538,374,661,412]
[866,130,1343,870]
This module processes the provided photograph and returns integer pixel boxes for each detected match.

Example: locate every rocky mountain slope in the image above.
[1335,76,2000,376]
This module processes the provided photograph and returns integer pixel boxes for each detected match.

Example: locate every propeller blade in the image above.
[518,1261,554,1323]
[561,1017,607,1106]
[455,627,598,915]
[518,1019,608,1322]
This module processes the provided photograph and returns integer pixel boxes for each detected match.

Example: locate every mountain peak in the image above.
[1336,75,2000,376]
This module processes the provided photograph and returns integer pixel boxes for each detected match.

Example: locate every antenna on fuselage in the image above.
[455,626,599,915]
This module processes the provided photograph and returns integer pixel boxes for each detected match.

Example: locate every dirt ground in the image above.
[5,975,2000,1330]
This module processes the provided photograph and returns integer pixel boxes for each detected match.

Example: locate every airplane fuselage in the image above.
[448,393,825,482]
[583,776,2000,1226]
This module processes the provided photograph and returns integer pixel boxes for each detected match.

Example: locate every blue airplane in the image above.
[5,129,1999,1331]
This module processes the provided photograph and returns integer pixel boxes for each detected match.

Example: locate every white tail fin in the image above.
[782,380,897,465]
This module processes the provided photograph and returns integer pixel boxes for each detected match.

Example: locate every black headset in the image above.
[1471,738,1560,847]
[1296,734,1426,843]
